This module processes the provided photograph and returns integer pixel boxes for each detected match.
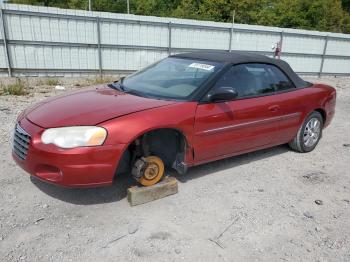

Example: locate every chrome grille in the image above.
[13,124,31,160]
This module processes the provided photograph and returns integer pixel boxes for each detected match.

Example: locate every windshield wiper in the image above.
[107,78,149,98]
[107,81,125,92]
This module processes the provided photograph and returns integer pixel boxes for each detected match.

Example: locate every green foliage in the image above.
[44,78,59,86]
[1,79,28,96]
[343,0,350,11]
[133,0,182,17]
[88,76,115,85]
[343,13,350,33]
[7,0,350,33]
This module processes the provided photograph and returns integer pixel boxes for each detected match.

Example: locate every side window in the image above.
[265,64,295,92]
[212,63,294,99]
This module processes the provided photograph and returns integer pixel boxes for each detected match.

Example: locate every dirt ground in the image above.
[0,76,349,262]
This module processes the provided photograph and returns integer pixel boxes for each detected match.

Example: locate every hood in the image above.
[25,85,176,128]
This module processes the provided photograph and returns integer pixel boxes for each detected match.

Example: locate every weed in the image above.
[89,76,115,85]
[44,78,59,86]
[1,79,28,96]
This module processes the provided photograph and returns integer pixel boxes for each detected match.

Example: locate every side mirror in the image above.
[208,86,238,102]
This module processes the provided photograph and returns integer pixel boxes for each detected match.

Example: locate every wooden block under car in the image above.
[127,177,178,206]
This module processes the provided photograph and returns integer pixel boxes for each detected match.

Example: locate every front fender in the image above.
[100,101,198,151]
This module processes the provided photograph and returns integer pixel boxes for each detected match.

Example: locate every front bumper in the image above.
[12,118,126,188]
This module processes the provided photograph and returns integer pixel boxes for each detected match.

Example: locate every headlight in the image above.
[41,126,107,149]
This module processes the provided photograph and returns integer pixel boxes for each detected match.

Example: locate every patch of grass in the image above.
[1,79,28,96]
[89,76,115,85]
[44,78,59,86]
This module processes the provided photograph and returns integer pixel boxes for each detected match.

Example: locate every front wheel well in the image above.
[115,128,187,177]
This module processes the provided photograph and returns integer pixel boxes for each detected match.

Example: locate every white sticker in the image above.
[189,63,215,71]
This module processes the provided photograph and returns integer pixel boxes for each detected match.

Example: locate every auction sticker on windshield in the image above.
[189,63,215,71]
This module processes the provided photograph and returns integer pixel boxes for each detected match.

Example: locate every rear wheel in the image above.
[288,111,323,153]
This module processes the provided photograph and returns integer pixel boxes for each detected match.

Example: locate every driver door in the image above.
[193,64,281,162]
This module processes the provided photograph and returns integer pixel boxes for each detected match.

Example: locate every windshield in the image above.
[121,57,223,100]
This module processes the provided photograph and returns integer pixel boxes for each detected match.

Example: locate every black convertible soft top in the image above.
[171,51,309,88]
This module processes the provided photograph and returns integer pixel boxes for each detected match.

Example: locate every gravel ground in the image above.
[0,76,349,262]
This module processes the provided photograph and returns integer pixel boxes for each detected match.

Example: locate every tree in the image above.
[8,0,74,8]
[342,0,350,11]
[342,12,350,33]
[133,0,182,17]
[170,0,201,19]
[7,0,350,33]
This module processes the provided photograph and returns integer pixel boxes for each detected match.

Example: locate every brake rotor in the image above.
[138,156,165,186]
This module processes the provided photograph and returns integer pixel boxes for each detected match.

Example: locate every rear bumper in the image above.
[324,109,335,128]
[324,88,336,128]
[12,118,126,188]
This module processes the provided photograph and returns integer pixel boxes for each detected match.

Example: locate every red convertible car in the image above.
[13,51,336,187]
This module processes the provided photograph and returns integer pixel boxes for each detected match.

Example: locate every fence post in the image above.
[168,22,172,55]
[0,7,12,77]
[280,31,284,49]
[96,16,102,78]
[228,27,233,52]
[319,35,328,78]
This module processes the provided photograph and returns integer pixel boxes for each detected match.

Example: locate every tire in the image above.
[288,111,323,153]
[115,149,131,176]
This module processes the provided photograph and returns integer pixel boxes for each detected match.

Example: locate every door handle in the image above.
[268,105,280,112]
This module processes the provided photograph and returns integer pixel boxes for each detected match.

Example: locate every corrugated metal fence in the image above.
[1,3,350,77]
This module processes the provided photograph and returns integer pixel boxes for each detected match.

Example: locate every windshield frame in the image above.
[120,57,226,102]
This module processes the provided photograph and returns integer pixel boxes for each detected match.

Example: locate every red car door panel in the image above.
[194,95,281,161]
[271,90,306,144]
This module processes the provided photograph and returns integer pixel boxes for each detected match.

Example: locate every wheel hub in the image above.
[303,118,321,147]
[131,156,165,186]
[144,163,159,180]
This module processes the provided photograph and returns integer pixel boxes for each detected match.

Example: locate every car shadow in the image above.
[30,172,136,205]
[173,144,290,183]
[31,144,290,205]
